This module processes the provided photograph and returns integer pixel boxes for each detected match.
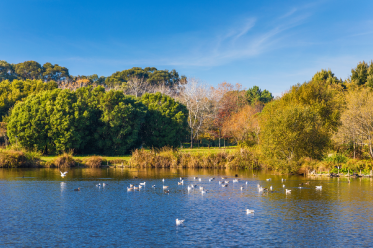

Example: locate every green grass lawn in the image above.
[179,146,237,154]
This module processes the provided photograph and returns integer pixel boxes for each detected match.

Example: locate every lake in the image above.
[1,168,373,247]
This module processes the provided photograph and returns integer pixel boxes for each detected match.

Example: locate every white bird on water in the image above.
[316,186,322,189]
[269,186,273,191]
[266,178,271,181]
[176,219,185,225]
[60,171,68,178]
[246,209,255,214]
[240,186,244,190]
[162,179,165,182]
[246,181,248,185]
[163,186,169,189]
[286,189,291,194]
[139,182,146,186]
[283,184,285,188]
[199,178,202,182]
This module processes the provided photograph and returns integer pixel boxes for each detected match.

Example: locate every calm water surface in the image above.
[1,168,373,247]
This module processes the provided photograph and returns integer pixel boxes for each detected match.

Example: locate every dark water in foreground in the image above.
[1,168,373,247]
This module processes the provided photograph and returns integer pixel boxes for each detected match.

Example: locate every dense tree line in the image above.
[0,60,69,82]
[0,60,186,91]
[3,59,373,167]
[183,61,373,172]
[7,87,187,155]
[0,79,58,121]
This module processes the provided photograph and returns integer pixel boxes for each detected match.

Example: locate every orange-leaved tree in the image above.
[222,104,260,146]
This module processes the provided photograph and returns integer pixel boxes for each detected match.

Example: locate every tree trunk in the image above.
[190,131,193,148]
[219,129,221,148]
[224,139,225,148]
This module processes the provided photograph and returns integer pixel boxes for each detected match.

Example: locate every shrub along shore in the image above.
[1,147,372,176]
[0,149,129,168]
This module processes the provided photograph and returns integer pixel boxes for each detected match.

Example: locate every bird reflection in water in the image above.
[60,182,66,193]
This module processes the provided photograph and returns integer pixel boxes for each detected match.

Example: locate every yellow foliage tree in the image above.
[222,105,259,146]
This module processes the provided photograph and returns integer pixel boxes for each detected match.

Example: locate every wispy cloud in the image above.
[159,11,311,67]
[279,8,298,19]
[53,4,315,70]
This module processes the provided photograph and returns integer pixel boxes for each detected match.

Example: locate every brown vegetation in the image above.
[46,152,76,168]
[129,148,260,169]
[84,156,106,168]
[0,149,40,168]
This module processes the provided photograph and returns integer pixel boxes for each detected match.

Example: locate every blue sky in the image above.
[1,0,373,95]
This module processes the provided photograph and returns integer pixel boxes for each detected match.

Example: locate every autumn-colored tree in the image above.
[208,82,247,147]
[222,105,259,146]
[334,87,373,159]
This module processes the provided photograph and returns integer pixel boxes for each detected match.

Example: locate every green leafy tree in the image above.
[42,62,69,82]
[87,74,106,85]
[260,103,329,161]
[105,67,185,88]
[141,92,188,148]
[351,61,369,86]
[366,61,373,88]
[0,79,58,121]
[0,60,17,81]
[246,86,273,105]
[7,88,99,154]
[7,90,58,153]
[312,69,342,84]
[280,72,343,132]
[14,61,43,80]
[96,90,147,155]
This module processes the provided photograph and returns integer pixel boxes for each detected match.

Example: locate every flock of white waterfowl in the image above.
[60,170,324,226]
[124,176,324,225]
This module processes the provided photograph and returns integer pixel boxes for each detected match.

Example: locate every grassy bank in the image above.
[0,147,130,168]
[129,147,260,169]
[1,146,373,175]
[41,155,131,163]
[129,147,373,175]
